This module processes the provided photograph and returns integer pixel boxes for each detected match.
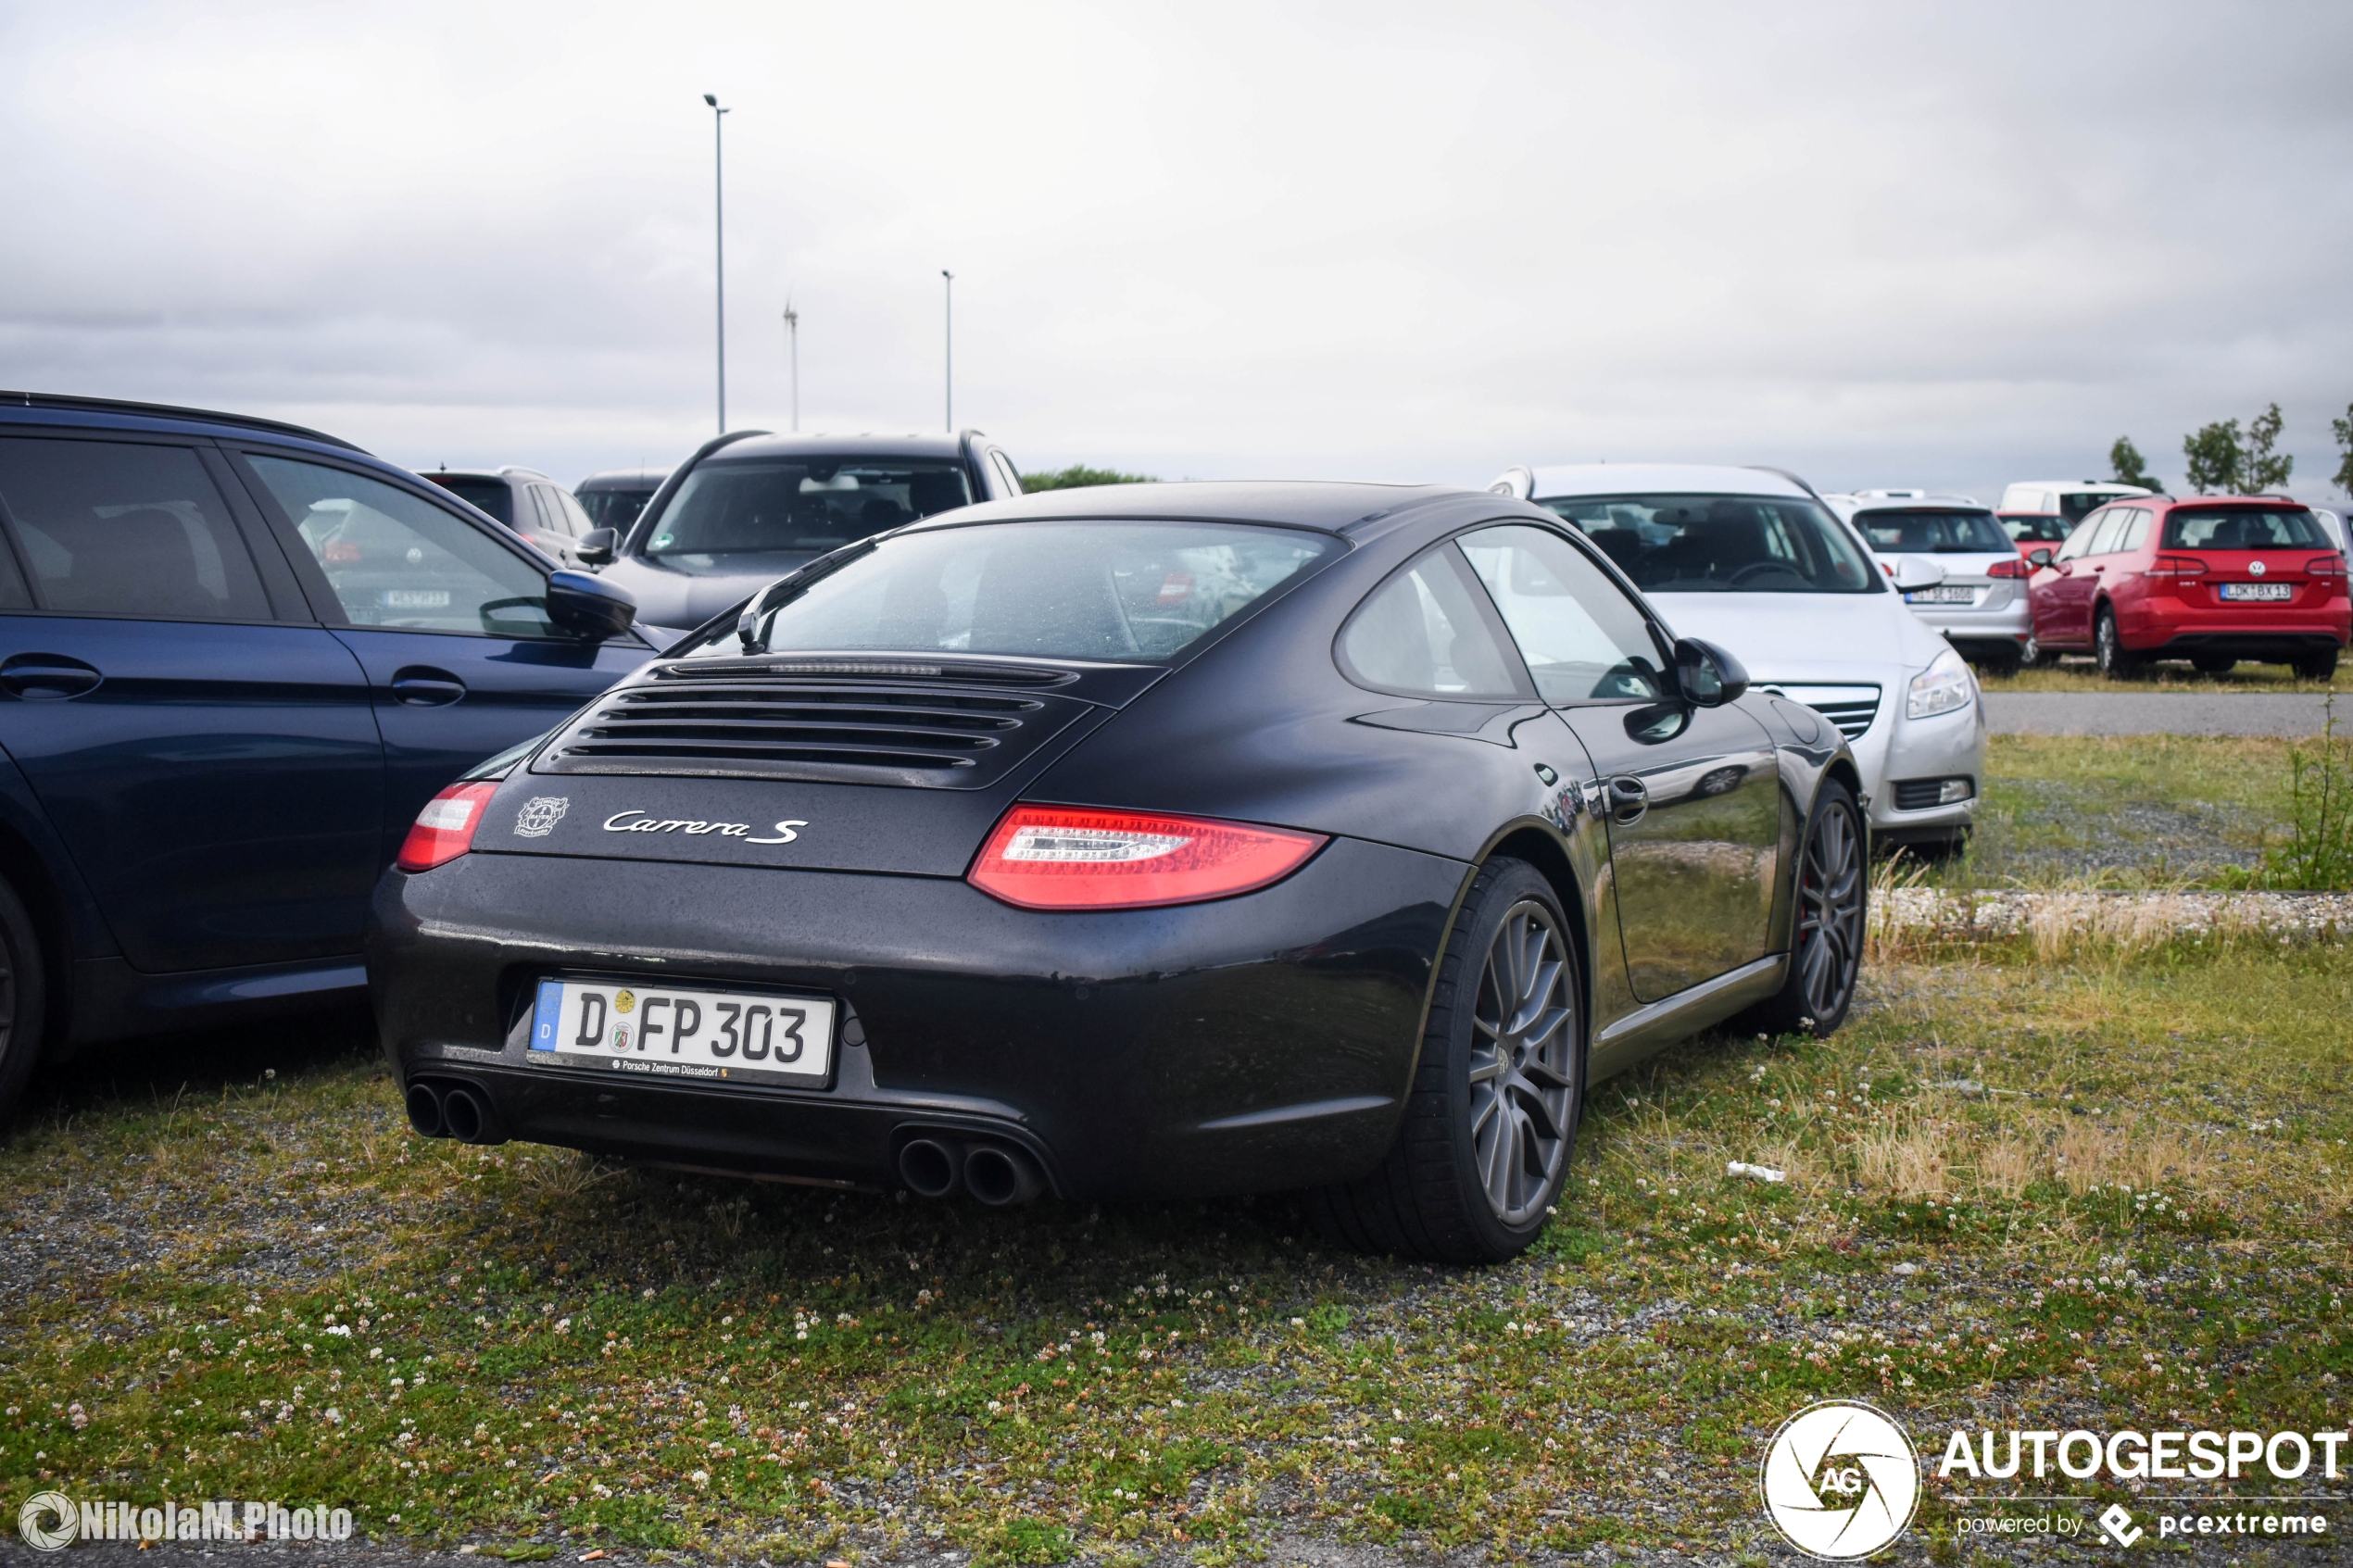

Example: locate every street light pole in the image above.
[703,93,730,434]
[782,295,799,433]
[940,269,953,433]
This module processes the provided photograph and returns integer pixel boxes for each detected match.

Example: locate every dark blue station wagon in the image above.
[0,394,656,1117]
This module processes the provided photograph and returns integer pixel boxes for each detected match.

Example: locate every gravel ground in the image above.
[1982,691,2339,736]
[1877,887,2353,941]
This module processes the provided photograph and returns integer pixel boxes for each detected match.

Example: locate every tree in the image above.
[2183,420,2242,494]
[2108,436,2159,491]
[2183,403,2295,495]
[2245,402,2294,493]
[1022,464,1159,493]
[2334,402,2353,496]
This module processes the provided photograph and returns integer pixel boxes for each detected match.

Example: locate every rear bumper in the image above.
[366,838,1466,1199]
[2119,596,2350,653]
[2134,629,2348,659]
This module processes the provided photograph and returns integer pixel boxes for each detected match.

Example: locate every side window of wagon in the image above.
[0,438,271,620]
[1335,544,1526,700]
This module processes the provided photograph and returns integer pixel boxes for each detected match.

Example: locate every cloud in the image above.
[3,0,2350,500]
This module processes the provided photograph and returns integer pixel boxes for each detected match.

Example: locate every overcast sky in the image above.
[5,1,2351,505]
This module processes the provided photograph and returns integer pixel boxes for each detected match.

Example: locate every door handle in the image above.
[1607,774,1650,825]
[0,653,103,700]
[388,666,468,707]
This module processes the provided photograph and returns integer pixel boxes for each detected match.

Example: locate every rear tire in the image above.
[2094,608,2141,679]
[2021,632,2058,668]
[1306,859,1581,1264]
[0,874,47,1128]
[2292,648,2340,681]
[1737,778,1866,1039]
[2191,654,2237,675]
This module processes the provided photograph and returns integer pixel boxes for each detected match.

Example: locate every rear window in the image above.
[1536,493,1881,594]
[2161,507,2330,551]
[699,521,1337,663]
[425,474,513,527]
[1853,507,2012,554]
[647,458,973,558]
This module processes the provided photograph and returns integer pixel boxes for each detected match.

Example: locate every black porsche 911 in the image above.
[369,482,1866,1262]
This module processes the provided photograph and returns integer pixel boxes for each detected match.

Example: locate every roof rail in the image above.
[0,390,366,453]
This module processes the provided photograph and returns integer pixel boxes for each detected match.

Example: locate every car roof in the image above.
[703,432,972,462]
[0,389,367,454]
[2008,480,2150,493]
[909,480,1470,536]
[1526,463,1814,501]
[428,467,551,483]
[577,467,670,488]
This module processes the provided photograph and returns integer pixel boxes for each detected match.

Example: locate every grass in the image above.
[5,932,2352,1562]
[1979,658,2335,694]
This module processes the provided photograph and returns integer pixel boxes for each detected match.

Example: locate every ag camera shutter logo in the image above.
[1759,1400,1921,1559]
[18,1490,79,1551]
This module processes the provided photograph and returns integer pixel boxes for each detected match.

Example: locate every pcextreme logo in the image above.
[1759,1399,1922,1560]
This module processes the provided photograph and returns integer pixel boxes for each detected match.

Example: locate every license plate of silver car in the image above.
[1906,585,1977,604]
[525,978,836,1087]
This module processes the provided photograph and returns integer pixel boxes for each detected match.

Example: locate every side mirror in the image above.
[546,569,636,641]
[1891,556,1947,594]
[2026,547,2055,569]
[576,527,618,568]
[1672,636,1749,708]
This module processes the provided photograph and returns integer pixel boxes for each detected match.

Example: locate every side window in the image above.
[2085,508,2130,556]
[243,456,559,637]
[1335,545,1525,701]
[1457,524,1667,703]
[0,438,266,620]
[553,488,594,537]
[2116,508,2151,553]
[2055,509,2105,562]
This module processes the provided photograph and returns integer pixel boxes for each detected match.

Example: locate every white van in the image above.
[1997,480,2153,529]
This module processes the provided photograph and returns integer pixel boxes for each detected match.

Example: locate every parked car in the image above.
[371,481,1867,1264]
[584,431,1026,645]
[574,467,670,537]
[1998,480,2153,524]
[1827,491,2032,672]
[1491,463,1983,856]
[424,466,598,568]
[1998,511,2075,554]
[2023,495,2350,678]
[0,393,657,1121]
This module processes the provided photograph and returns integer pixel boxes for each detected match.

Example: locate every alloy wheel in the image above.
[1793,799,1864,1023]
[1466,900,1577,1226]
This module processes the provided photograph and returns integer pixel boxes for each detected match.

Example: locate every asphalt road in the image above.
[1982,691,2340,736]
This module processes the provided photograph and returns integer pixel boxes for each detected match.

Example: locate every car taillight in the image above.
[2309,555,2347,578]
[396,781,499,872]
[2145,555,2209,579]
[1985,558,2028,579]
[968,805,1326,910]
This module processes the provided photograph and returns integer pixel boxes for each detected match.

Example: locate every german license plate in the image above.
[526,979,835,1087]
[1905,585,1977,604]
[2220,582,2291,601]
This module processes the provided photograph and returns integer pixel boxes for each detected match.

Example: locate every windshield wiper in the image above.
[735,538,881,653]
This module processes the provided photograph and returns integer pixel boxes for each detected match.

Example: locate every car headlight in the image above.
[1906,646,1974,720]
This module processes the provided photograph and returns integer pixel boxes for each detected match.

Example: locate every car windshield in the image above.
[690,521,1337,663]
[2162,506,2330,550]
[2001,513,2072,544]
[1535,493,1880,594]
[578,487,654,533]
[427,475,511,527]
[1853,507,2012,553]
[644,458,972,558]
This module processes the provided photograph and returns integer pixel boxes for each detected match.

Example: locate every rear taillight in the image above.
[968,805,1326,910]
[2309,555,2347,578]
[1985,558,2028,579]
[396,781,499,872]
[2145,555,2209,579]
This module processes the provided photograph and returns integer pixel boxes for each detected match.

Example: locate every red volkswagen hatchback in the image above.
[2024,496,2350,678]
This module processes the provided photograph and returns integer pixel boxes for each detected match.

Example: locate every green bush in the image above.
[2249,694,2353,890]
[1021,464,1157,492]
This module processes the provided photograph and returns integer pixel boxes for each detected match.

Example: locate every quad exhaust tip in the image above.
[896,1135,1044,1205]
[403,1076,508,1146]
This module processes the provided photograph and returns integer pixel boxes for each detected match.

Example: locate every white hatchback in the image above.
[1491,463,1985,854]
[1825,491,2033,673]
